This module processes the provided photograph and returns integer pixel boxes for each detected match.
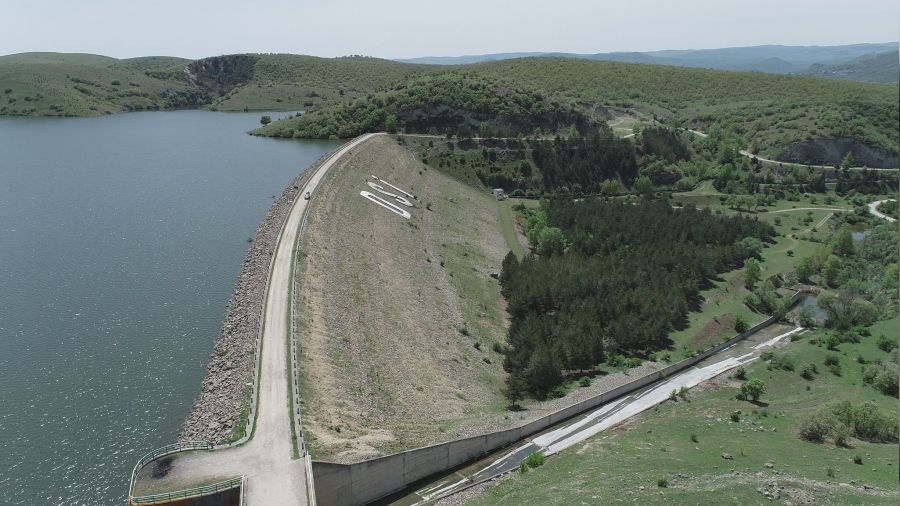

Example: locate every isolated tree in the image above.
[830,226,855,257]
[503,372,526,409]
[823,255,842,287]
[260,115,272,126]
[741,378,766,402]
[796,256,815,283]
[743,258,761,288]
[841,151,855,169]
[850,299,878,327]
[385,114,398,134]
[601,179,621,195]
[817,290,875,329]
[734,315,749,334]
[634,175,653,197]
[536,227,567,256]
[753,193,768,211]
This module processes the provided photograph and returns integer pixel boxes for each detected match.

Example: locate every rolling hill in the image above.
[2,51,897,166]
[398,43,899,83]
[805,50,899,83]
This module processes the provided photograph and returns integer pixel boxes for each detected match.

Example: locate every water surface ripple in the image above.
[0,111,338,505]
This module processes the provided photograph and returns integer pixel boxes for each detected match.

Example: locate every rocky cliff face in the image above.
[184,55,259,97]
[776,138,899,168]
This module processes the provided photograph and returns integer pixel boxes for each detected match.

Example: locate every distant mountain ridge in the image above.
[806,50,899,83]
[398,43,899,83]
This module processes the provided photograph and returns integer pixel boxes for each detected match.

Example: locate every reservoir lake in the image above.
[0,111,338,505]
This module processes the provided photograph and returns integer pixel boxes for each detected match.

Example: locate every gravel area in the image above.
[178,146,340,444]
[433,475,511,506]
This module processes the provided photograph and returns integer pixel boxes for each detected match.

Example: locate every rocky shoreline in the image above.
[179,145,341,444]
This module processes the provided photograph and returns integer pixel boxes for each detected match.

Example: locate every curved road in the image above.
[868,200,897,223]
[134,133,378,505]
[685,128,898,172]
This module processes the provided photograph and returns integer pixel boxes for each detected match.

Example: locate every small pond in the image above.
[797,293,827,325]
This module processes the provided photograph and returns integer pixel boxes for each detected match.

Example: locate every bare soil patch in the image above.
[689,314,735,350]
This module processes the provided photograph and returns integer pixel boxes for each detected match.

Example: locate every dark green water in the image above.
[0,111,338,505]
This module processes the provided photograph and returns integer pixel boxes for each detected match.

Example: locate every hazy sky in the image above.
[3,0,898,59]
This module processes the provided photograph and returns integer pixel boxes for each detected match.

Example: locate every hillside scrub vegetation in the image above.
[460,57,899,160]
[499,199,775,399]
[252,72,602,139]
[4,53,897,166]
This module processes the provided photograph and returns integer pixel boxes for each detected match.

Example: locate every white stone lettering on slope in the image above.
[359,175,415,218]
[366,181,413,207]
[371,175,414,198]
[360,191,412,219]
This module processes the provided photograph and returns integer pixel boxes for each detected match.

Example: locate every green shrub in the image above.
[548,385,567,399]
[863,363,899,397]
[730,410,742,422]
[824,334,840,350]
[740,378,766,402]
[800,401,899,444]
[853,455,863,465]
[734,315,749,333]
[800,364,817,380]
[519,451,545,473]
[765,353,794,371]
[798,413,833,443]
[690,433,698,443]
[877,334,897,352]
[824,355,840,366]
[657,478,668,488]
[732,367,747,380]
[578,376,591,388]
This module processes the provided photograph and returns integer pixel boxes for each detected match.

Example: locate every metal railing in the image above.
[123,140,360,506]
[131,476,243,505]
[127,441,213,501]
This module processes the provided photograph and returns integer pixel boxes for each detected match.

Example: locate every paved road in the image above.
[868,200,897,223]
[737,149,898,172]
[685,129,897,172]
[767,207,849,214]
[133,134,378,505]
[410,325,804,504]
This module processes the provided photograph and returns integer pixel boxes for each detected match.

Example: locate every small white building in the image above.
[493,188,506,201]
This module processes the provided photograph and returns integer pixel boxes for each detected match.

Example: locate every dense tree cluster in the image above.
[500,200,775,399]
[639,126,691,162]
[530,133,638,192]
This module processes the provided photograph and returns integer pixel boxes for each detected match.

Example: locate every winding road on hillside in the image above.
[684,128,898,172]
[868,200,897,222]
[132,133,379,505]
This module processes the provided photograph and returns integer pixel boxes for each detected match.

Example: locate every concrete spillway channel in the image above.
[383,324,804,506]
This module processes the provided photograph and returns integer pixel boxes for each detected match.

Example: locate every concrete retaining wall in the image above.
[313,292,801,505]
